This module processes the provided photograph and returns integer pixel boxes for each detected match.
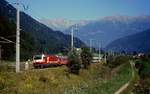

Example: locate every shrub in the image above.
[135,60,150,79]
[106,55,129,68]
[133,56,150,94]
[80,47,92,69]
[67,49,81,74]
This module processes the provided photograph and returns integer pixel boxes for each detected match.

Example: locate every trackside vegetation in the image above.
[132,55,150,94]
[0,55,132,94]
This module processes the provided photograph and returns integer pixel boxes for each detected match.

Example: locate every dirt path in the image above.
[114,61,135,94]
[114,82,130,94]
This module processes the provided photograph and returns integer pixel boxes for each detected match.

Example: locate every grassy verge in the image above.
[0,61,132,94]
[85,63,132,94]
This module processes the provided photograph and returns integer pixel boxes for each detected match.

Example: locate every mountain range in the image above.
[41,15,150,49]
[39,18,76,31]
[64,16,150,48]
[2,0,150,55]
[106,29,150,53]
[0,0,85,60]
[40,18,90,31]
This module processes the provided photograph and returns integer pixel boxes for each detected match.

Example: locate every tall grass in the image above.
[63,64,132,94]
[0,61,132,94]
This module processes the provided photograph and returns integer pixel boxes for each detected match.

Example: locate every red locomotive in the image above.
[33,54,68,68]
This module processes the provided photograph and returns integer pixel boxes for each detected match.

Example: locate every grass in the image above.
[84,63,132,94]
[0,61,132,94]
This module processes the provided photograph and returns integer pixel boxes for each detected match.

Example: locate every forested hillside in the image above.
[0,15,36,60]
[0,0,85,60]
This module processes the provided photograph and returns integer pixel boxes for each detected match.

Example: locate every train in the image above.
[33,54,69,68]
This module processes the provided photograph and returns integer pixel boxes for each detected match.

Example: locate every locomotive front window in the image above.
[34,55,42,60]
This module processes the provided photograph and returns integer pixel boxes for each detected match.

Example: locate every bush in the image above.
[81,47,92,69]
[133,79,149,94]
[133,56,150,94]
[67,49,81,74]
[135,60,150,79]
[106,55,129,68]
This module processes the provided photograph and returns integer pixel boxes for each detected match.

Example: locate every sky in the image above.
[7,0,150,20]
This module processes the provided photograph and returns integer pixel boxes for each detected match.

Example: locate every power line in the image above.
[0,41,14,43]
[26,6,45,21]
[0,36,15,43]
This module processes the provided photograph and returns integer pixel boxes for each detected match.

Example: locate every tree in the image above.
[67,49,81,74]
[81,47,93,69]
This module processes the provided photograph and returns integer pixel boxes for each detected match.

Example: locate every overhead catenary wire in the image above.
[25,5,46,21]
[0,36,15,44]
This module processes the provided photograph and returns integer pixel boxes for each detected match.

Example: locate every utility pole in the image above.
[98,43,101,62]
[71,27,74,50]
[71,24,78,50]
[89,39,91,52]
[89,39,93,53]
[16,0,20,72]
[0,45,1,62]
